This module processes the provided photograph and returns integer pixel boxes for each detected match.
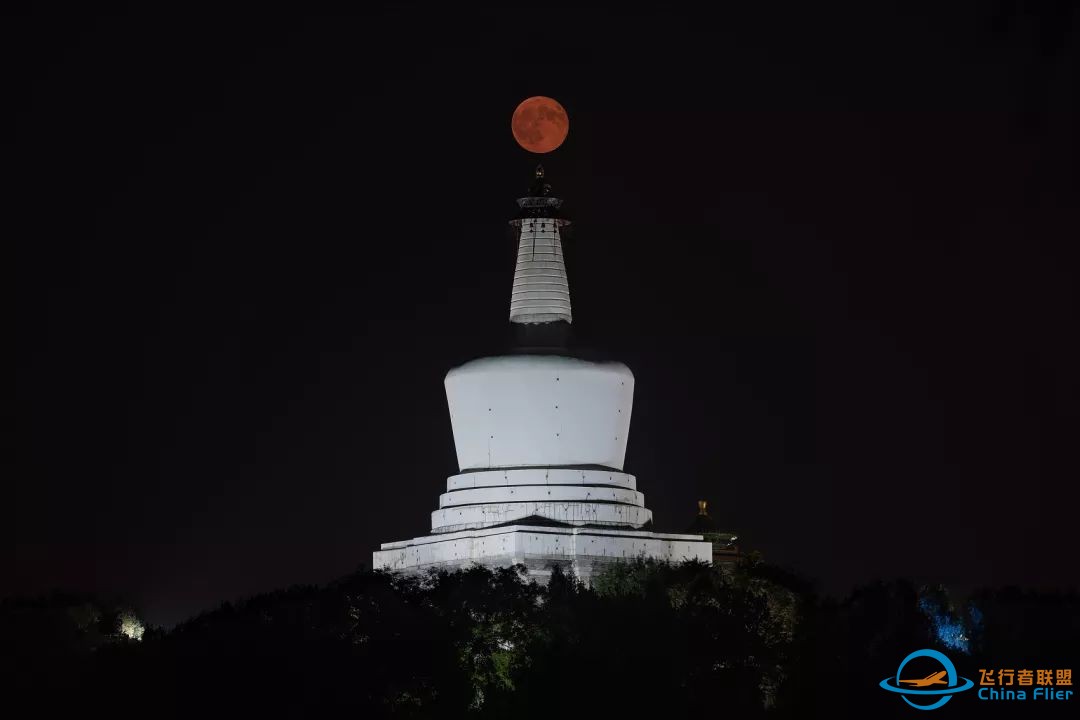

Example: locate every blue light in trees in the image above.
[919,596,970,654]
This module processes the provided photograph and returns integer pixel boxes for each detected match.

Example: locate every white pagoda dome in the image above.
[373,166,710,581]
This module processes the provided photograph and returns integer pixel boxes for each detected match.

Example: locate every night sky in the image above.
[12,4,1079,627]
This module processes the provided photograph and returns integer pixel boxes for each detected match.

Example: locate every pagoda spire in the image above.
[508,165,572,329]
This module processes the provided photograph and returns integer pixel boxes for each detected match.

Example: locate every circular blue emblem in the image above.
[879,648,975,710]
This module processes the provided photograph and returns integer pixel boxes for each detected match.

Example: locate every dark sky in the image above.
[11,4,1079,627]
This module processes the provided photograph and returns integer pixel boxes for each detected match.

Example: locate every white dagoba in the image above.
[373,166,710,582]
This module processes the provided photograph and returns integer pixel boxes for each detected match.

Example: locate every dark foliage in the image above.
[4,564,1076,719]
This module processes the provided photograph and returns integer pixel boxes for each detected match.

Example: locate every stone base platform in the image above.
[373,524,712,585]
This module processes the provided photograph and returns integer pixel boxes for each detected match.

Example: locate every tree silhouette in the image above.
[3,565,1076,719]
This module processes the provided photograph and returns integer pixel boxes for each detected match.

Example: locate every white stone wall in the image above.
[445,355,634,471]
[373,525,712,584]
[446,468,637,491]
[439,485,644,508]
[431,501,653,533]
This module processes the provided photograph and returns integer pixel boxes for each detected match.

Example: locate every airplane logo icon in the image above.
[899,670,949,688]
[880,649,975,710]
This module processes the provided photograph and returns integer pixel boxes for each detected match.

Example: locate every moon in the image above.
[511,96,569,154]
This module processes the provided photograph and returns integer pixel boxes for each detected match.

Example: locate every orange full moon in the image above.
[511,96,569,154]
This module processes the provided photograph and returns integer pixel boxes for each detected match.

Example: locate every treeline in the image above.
[3,561,1077,718]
